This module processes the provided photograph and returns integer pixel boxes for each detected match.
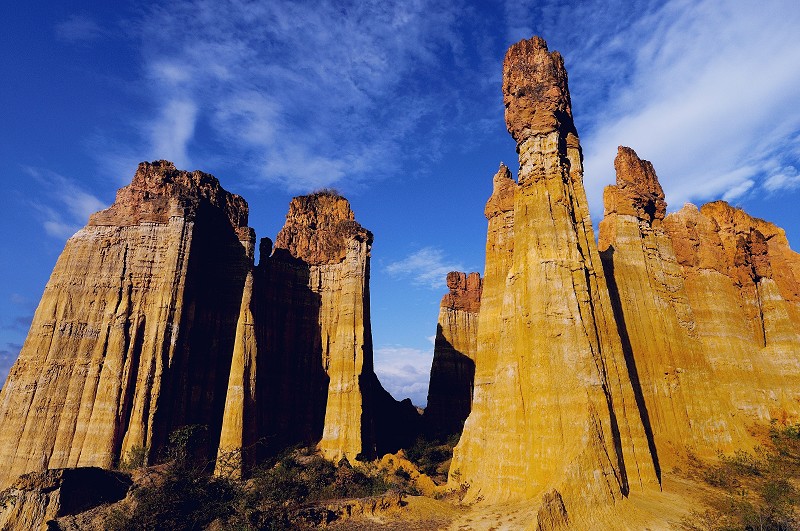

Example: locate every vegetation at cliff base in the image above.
[107,427,419,531]
[683,423,800,531]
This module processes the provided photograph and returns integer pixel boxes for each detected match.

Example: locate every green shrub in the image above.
[118,445,148,471]
[684,425,800,530]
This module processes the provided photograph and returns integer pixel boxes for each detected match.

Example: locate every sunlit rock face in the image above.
[450,37,660,512]
[424,271,482,438]
[598,147,749,466]
[662,200,800,422]
[0,161,250,489]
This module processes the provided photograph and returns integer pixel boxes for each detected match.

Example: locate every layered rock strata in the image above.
[449,164,515,468]
[663,201,800,421]
[598,147,746,464]
[424,271,482,437]
[0,161,250,489]
[216,192,420,475]
[0,468,131,531]
[451,37,659,509]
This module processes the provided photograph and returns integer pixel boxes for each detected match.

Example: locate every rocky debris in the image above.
[0,468,131,531]
[295,491,405,527]
[451,36,659,508]
[0,162,250,489]
[377,452,439,497]
[424,272,481,437]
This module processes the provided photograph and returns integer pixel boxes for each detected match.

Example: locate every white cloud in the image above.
[569,0,800,216]
[131,0,468,190]
[722,179,755,202]
[24,167,107,239]
[764,166,800,193]
[385,247,467,290]
[55,14,104,43]
[0,343,22,388]
[150,99,197,169]
[374,345,433,407]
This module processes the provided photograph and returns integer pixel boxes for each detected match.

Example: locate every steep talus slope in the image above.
[450,37,660,515]
[0,161,250,489]
[424,271,482,437]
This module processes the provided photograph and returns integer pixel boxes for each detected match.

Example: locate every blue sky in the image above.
[2,0,799,406]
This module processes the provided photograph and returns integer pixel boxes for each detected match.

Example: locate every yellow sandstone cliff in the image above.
[450,37,660,515]
[663,201,800,422]
[0,161,251,489]
[216,192,420,475]
[598,147,748,466]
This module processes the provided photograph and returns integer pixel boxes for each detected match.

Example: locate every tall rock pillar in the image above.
[598,147,744,463]
[0,161,250,488]
[272,194,375,461]
[450,37,659,509]
[424,271,482,437]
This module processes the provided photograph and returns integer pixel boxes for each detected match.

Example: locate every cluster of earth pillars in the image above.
[1,35,799,530]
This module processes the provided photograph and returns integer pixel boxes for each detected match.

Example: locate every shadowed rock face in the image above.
[451,37,659,509]
[424,272,482,438]
[0,161,249,489]
[0,163,419,490]
[0,467,132,531]
[216,192,420,475]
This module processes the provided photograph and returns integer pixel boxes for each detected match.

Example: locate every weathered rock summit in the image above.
[0,161,250,489]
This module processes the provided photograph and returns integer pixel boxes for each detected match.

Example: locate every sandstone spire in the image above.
[599,147,746,464]
[424,271,482,437]
[451,38,659,512]
[275,192,376,461]
[0,161,251,488]
[215,192,420,473]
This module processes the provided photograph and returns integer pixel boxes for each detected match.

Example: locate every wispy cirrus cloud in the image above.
[385,247,468,290]
[55,14,105,43]
[24,167,107,239]
[127,0,474,192]
[374,344,433,407]
[505,0,800,216]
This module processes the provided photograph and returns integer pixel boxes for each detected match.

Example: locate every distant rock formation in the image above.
[450,37,660,509]
[424,271,482,437]
[0,161,250,489]
[663,200,800,420]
